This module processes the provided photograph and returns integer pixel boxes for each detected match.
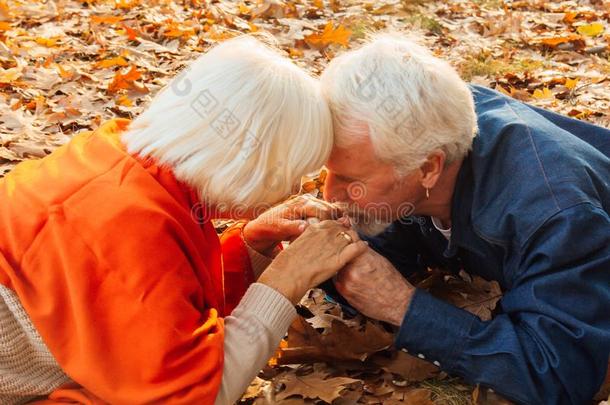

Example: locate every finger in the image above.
[279,219,308,238]
[317,219,351,230]
[337,215,352,227]
[298,201,340,221]
[338,241,369,267]
[293,195,342,218]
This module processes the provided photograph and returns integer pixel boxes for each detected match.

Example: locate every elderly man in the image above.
[321,35,610,404]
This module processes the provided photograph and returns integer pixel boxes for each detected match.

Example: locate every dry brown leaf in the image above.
[371,351,440,382]
[275,371,360,403]
[388,388,434,405]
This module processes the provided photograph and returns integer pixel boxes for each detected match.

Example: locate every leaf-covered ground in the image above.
[1,0,609,403]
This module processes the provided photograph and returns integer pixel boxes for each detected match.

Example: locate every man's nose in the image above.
[323,175,349,204]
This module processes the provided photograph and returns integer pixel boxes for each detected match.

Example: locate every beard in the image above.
[350,217,392,237]
[334,202,393,237]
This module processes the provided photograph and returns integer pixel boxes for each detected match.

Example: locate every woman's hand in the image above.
[257,219,368,304]
[242,194,342,256]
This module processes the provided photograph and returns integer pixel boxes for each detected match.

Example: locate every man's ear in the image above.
[419,149,446,189]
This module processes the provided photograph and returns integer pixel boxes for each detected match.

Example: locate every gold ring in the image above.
[337,231,353,244]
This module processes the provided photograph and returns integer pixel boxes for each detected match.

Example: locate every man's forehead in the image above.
[327,144,378,178]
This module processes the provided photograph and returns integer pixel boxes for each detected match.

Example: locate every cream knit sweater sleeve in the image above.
[214,283,296,405]
[0,285,72,405]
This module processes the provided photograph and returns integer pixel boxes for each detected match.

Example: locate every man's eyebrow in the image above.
[334,173,358,182]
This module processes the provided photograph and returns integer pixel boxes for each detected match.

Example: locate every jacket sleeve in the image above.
[394,203,610,405]
[14,203,225,404]
[219,223,255,314]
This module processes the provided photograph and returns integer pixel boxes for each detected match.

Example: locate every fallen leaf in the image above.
[95,56,129,69]
[533,87,554,99]
[275,371,360,403]
[108,66,147,94]
[35,37,59,47]
[90,15,123,25]
[371,351,440,382]
[539,34,585,48]
[577,22,605,37]
[305,21,351,49]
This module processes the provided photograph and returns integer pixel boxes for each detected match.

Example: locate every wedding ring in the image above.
[337,231,354,244]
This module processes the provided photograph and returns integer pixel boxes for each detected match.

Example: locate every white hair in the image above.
[320,34,478,174]
[122,35,333,208]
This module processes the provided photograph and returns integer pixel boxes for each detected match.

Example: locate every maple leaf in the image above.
[565,77,579,91]
[533,87,554,100]
[120,23,139,41]
[305,21,351,50]
[108,66,146,94]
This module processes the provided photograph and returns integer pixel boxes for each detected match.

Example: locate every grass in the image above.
[404,12,443,35]
[459,50,545,81]
[471,0,505,9]
[418,378,473,405]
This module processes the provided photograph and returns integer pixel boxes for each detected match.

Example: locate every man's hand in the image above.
[243,194,342,256]
[334,247,415,326]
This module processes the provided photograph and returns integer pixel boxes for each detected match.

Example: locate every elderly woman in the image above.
[319,35,610,404]
[0,36,366,404]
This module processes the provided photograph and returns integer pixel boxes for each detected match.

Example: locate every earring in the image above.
[425,188,430,199]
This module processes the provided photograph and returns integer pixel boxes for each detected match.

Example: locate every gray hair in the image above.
[320,33,478,174]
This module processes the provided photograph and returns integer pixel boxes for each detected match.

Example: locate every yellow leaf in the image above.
[577,22,605,37]
[0,67,21,84]
[564,78,579,90]
[0,0,11,19]
[116,95,133,107]
[305,22,352,50]
[115,0,139,10]
[238,2,251,15]
[91,15,123,25]
[532,87,554,100]
[248,22,259,32]
[0,21,11,31]
[55,64,74,79]
[288,48,304,58]
[95,56,129,69]
[313,0,324,9]
[35,37,59,47]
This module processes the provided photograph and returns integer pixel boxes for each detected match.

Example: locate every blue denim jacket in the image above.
[364,85,610,404]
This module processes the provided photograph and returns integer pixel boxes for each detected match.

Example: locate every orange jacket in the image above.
[0,119,254,404]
